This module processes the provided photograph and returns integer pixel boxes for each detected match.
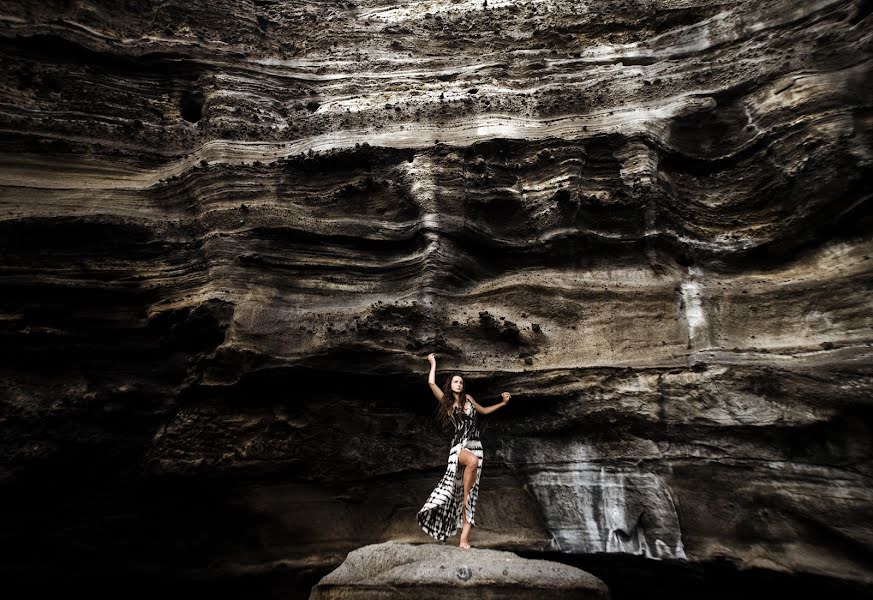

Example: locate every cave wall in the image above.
[1,0,872,596]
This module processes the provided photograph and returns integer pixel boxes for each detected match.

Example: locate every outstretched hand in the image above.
[501,392,511,405]
[427,352,436,365]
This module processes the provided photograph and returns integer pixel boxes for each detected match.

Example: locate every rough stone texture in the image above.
[1,0,872,598]
[308,541,610,599]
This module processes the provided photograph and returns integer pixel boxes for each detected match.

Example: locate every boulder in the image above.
[309,540,609,599]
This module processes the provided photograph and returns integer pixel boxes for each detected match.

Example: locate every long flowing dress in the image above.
[417,396,484,542]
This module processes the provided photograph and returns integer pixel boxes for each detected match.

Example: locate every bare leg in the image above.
[459,450,477,550]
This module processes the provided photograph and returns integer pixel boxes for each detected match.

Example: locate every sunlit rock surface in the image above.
[308,540,610,599]
[1,0,872,598]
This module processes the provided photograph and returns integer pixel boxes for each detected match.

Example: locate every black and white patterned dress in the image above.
[417,396,484,542]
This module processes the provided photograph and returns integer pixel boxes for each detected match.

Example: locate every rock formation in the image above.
[308,540,609,599]
[1,0,872,598]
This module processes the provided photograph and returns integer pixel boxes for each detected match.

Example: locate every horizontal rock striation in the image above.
[1,0,872,598]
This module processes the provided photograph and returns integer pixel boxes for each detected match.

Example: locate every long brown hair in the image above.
[435,373,466,431]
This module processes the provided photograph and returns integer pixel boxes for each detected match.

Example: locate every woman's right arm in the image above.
[427,353,444,402]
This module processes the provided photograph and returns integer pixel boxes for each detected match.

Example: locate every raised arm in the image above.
[467,392,511,415]
[427,353,444,402]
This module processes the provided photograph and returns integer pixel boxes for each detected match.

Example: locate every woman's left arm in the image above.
[468,392,510,415]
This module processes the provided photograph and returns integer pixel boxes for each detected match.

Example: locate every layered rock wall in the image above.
[1,0,872,596]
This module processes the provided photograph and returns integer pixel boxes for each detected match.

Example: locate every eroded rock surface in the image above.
[1,0,872,598]
[308,541,610,599]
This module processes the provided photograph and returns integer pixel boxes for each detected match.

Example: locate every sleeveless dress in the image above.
[417,396,484,542]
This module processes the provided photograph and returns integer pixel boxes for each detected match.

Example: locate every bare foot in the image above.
[459,500,472,549]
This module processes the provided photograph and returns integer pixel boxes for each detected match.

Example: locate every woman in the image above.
[417,352,511,549]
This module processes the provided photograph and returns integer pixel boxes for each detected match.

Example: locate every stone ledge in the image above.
[309,540,610,599]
